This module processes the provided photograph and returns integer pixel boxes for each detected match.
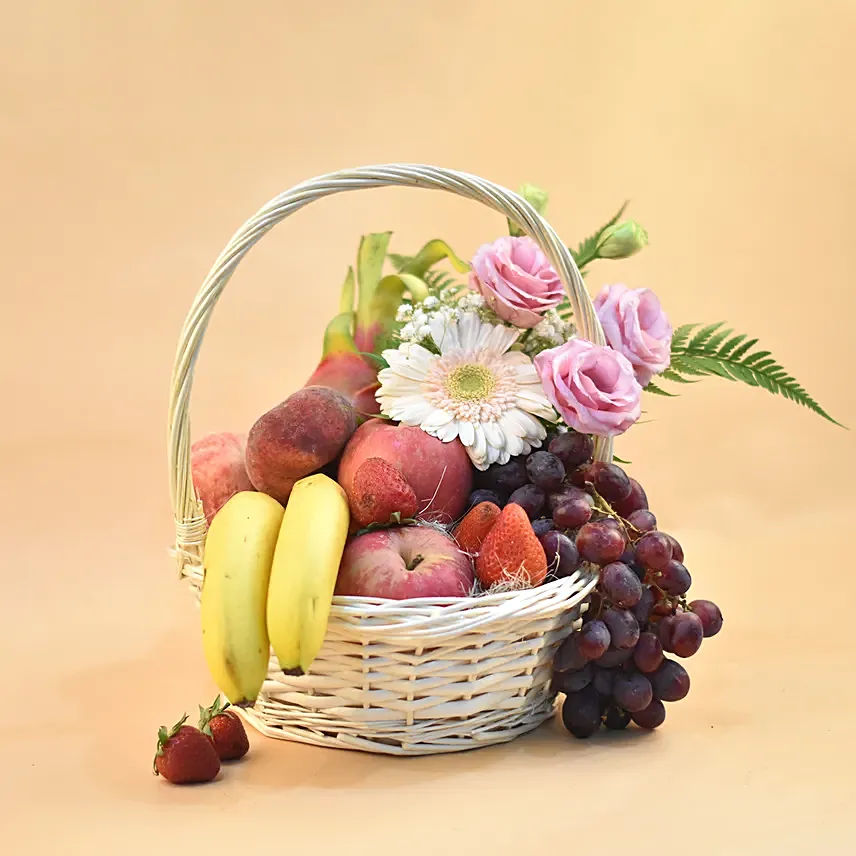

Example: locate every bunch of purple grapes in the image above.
[470,429,723,738]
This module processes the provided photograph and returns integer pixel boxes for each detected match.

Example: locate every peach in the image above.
[191,432,255,523]
[246,386,358,504]
[338,421,473,525]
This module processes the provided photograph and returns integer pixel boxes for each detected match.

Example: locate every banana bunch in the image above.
[200,474,350,706]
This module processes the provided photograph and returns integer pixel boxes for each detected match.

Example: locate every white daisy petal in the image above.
[421,409,455,429]
[457,419,475,448]
[483,419,506,451]
[436,420,461,443]
[471,422,488,463]
[429,313,459,352]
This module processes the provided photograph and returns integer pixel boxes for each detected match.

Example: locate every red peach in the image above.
[246,387,358,504]
[191,432,255,523]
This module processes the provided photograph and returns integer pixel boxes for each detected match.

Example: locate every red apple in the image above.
[336,526,474,599]
[338,421,472,525]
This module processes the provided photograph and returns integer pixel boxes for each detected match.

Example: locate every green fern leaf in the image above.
[644,381,678,397]
[670,323,698,351]
[667,324,843,426]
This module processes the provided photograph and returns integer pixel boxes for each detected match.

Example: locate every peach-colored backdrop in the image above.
[3,2,854,853]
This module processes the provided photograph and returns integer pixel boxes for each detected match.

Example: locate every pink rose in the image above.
[469,236,564,328]
[594,284,672,386]
[534,339,642,437]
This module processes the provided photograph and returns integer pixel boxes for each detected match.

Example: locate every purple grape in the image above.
[569,462,599,489]
[548,483,592,512]
[627,509,657,532]
[657,559,692,596]
[554,633,588,672]
[633,586,656,623]
[602,608,640,650]
[468,489,502,509]
[598,516,625,534]
[650,659,690,701]
[636,532,673,571]
[603,704,632,730]
[476,457,528,497]
[593,464,632,503]
[507,483,546,520]
[658,615,677,652]
[613,478,648,516]
[633,632,664,673]
[531,518,555,537]
[661,612,704,658]
[525,451,566,492]
[665,533,684,563]
[592,665,616,696]
[576,619,611,660]
[576,522,626,564]
[540,530,581,578]
[689,599,724,637]
[631,699,666,729]
[595,647,634,668]
[553,498,594,529]
[613,671,654,712]
[548,431,594,469]
[553,663,593,693]
[561,685,602,738]
[601,562,643,608]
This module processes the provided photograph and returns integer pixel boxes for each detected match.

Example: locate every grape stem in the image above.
[585,483,643,540]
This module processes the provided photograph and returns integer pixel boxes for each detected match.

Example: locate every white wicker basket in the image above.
[169,165,611,755]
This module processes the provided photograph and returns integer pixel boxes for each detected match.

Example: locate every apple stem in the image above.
[405,554,424,571]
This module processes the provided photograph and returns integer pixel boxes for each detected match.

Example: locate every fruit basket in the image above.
[170,164,838,755]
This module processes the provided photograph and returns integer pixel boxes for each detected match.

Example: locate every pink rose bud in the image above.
[534,339,642,437]
[594,284,672,386]
[469,236,565,329]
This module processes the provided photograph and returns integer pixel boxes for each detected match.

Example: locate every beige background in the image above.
[2,1,855,853]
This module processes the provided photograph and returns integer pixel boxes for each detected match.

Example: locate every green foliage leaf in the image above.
[394,239,469,277]
[664,323,844,426]
[571,201,628,270]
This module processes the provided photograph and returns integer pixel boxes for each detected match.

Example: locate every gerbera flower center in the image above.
[445,364,496,401]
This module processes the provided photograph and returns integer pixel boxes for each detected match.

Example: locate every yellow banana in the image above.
[200,490,284,706]
[267,474,350,675]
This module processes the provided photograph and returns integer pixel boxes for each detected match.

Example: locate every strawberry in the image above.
[454,501,501,556]
[198,696,250,761]
[153,714,220,784]
[475,503,548,590]
[350,457,418,527]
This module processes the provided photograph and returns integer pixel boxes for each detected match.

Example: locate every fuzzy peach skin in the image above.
[245,386,358,504]
[338,421,472,525]
[191,432,255,524]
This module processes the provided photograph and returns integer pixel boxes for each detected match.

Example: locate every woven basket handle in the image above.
[169,164,611,539]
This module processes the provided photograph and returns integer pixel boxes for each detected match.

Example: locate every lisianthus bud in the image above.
[596,221,649,260]
[509,183,549,236]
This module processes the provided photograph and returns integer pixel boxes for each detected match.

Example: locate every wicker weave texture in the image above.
[170,165,608,755]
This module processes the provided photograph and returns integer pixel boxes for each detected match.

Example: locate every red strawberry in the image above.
[454,501,501,556]
[153,714,220,784]
[476,503,548,590]
[198,697,250,761]
[350,457,418,527]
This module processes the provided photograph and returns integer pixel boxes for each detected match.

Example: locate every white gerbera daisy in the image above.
[376,312,557,470]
